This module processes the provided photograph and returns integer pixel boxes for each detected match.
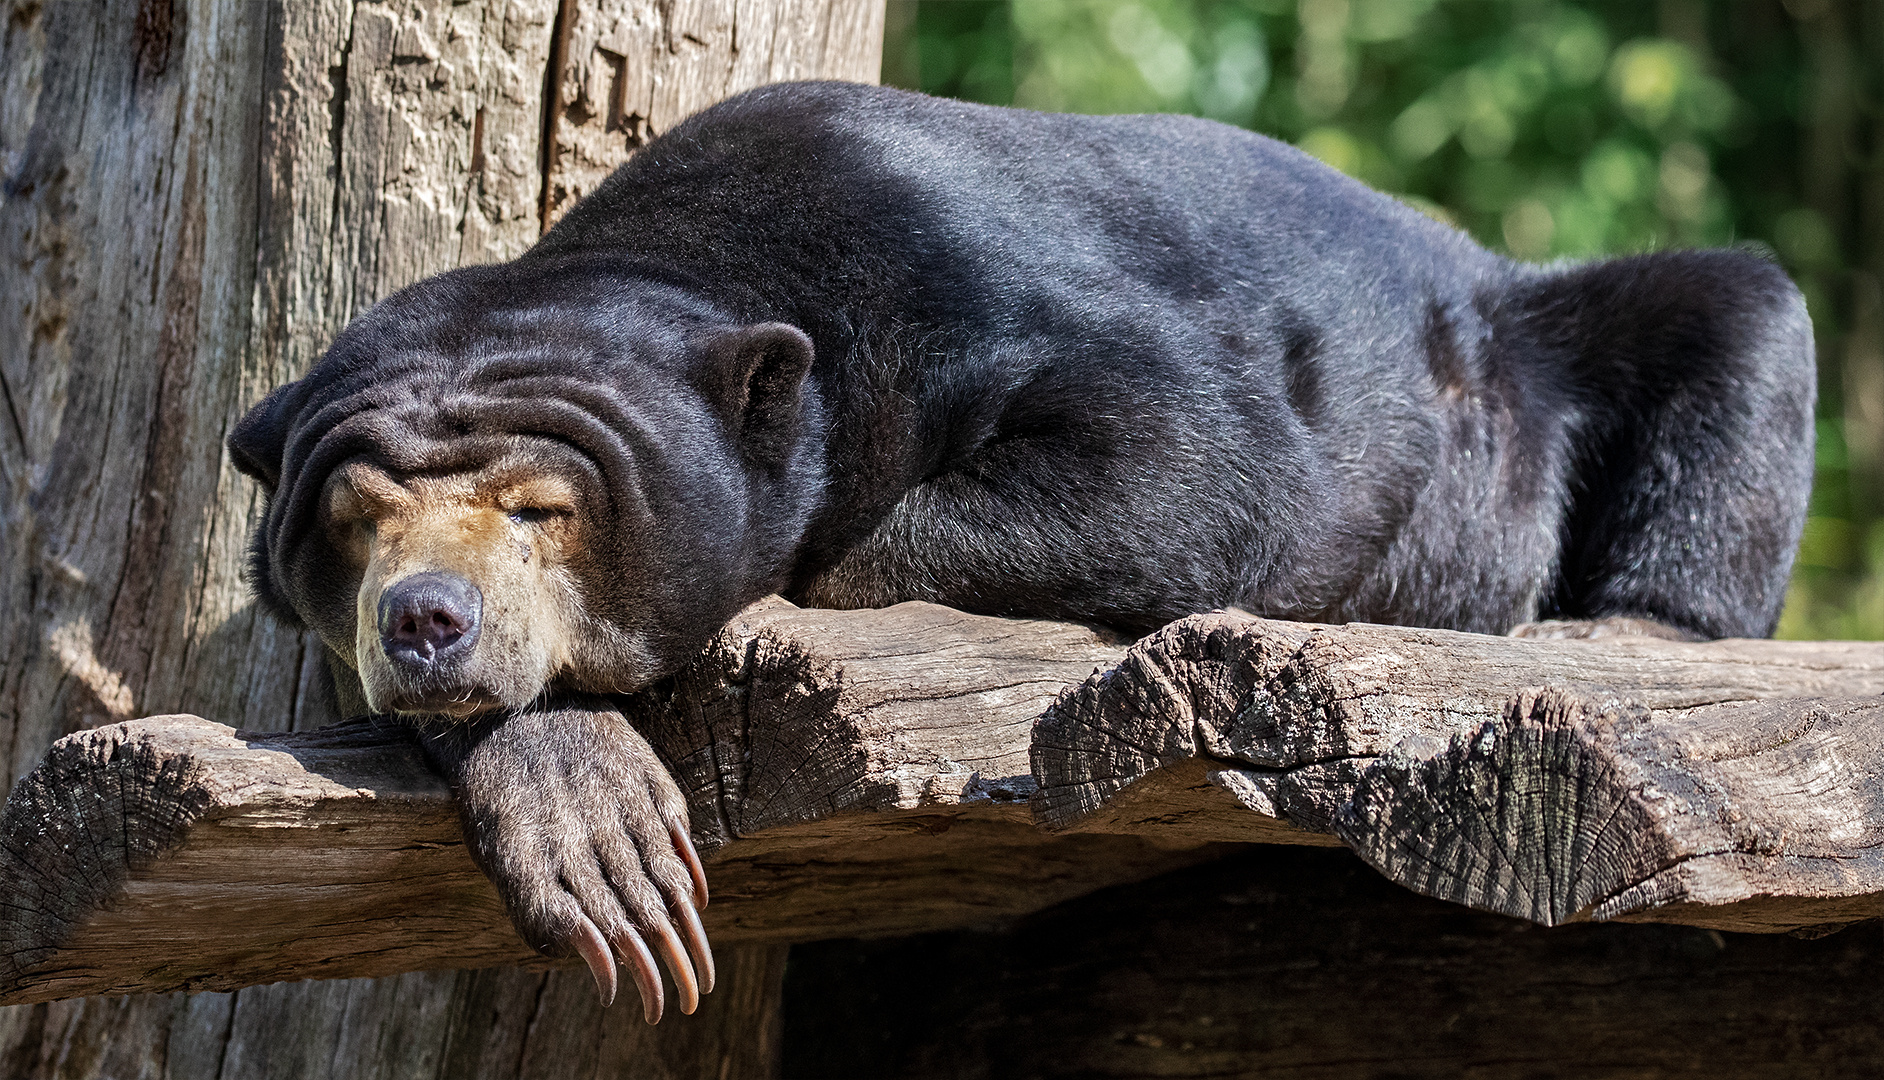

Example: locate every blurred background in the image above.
[881,0,1884,639]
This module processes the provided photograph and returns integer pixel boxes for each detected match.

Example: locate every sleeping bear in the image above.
[228,81,1815,1022]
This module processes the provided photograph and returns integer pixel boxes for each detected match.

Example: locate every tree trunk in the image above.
[0,1,881,1075]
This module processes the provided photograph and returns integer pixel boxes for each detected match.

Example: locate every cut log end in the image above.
[1030,610,1316,831]
[1,717,226,989]
[1337,685,1884,934]
[1335,686,1676,926]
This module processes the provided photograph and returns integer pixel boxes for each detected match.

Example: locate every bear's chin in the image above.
[386,695,509,721]
[360,665,532,720]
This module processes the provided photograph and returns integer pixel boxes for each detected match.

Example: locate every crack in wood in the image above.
[325,7,356,254]
[535,0,575,235]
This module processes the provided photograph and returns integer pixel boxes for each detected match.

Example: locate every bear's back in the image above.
[526,81,1557,633]
[534,81,1509,351]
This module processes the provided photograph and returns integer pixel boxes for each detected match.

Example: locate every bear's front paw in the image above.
[418,701,713,1023]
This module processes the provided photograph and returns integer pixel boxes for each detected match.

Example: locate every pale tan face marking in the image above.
[321,459,590,715]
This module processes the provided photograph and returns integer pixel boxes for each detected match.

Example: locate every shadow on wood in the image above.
[782,847,1884,1080]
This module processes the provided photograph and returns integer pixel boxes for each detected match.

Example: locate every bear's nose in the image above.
[378,571,482,669]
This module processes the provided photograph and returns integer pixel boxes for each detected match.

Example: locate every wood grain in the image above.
[12,602,1884,1008]
[1342,687,1884,933]
[1036,609,1884,829]
[0,600,1211,1007]
[0,949,788,1080]
[0,1,883,1074]
[542,0,886,223]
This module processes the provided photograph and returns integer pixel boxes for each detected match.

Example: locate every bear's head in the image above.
[229,254,826,717]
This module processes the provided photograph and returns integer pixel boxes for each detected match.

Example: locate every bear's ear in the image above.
[698,322,815,464]
[228,384,295,491]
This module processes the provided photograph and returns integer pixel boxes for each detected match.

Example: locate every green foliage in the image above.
[887,0,1880,639]
[896,1,1776,258]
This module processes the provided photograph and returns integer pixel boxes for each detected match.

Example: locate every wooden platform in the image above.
[7,600,1884,1006]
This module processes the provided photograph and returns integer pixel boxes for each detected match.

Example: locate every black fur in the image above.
[232,80,1813,658]
[229,82,1816,998]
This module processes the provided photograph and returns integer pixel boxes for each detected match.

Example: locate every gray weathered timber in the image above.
[1341,687,1884,933]
[12,603,1884,1009]
[0,600,1214,1007]
[0,0,883,1074]
[1033,610,1884,934]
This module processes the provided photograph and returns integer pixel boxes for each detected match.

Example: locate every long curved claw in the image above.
[570,915,617,1008]
[671,820,710,909]
[675,900,716,995]
[609,924,666,1025]
[428,705,720,1022]
[649,917,700,1014]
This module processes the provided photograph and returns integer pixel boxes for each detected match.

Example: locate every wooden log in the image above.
[1035,611,1884,833]
[0,601,1216,1007]
[13,601,1884,1009]
[1340,687,1884,934]
[1034,610,1884,935]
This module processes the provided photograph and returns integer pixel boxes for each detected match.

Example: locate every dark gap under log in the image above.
[781,847,1884,1080]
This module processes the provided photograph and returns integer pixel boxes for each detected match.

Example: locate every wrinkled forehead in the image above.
[286,325,680,487]
[322,440,593,517]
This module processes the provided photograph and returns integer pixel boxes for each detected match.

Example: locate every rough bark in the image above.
[12,604,1884,1008]
[0,1,881,1075]
[1,599,1214,1006]
[1341,687,1884,934]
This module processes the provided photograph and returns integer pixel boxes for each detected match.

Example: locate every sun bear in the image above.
[228,81,1816,1022]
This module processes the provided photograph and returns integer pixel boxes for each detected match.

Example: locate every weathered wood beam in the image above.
[0,601,1215,1006]
[10,602,1884,1007]
[1341,687,1884,934]
[1034,610,1884,933]
[3,714,525,1005]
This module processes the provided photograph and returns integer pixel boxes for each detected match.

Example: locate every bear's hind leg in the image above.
[1523,250,1816,640]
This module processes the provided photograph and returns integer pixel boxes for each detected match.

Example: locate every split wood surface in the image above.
[7,600,1884,1007]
